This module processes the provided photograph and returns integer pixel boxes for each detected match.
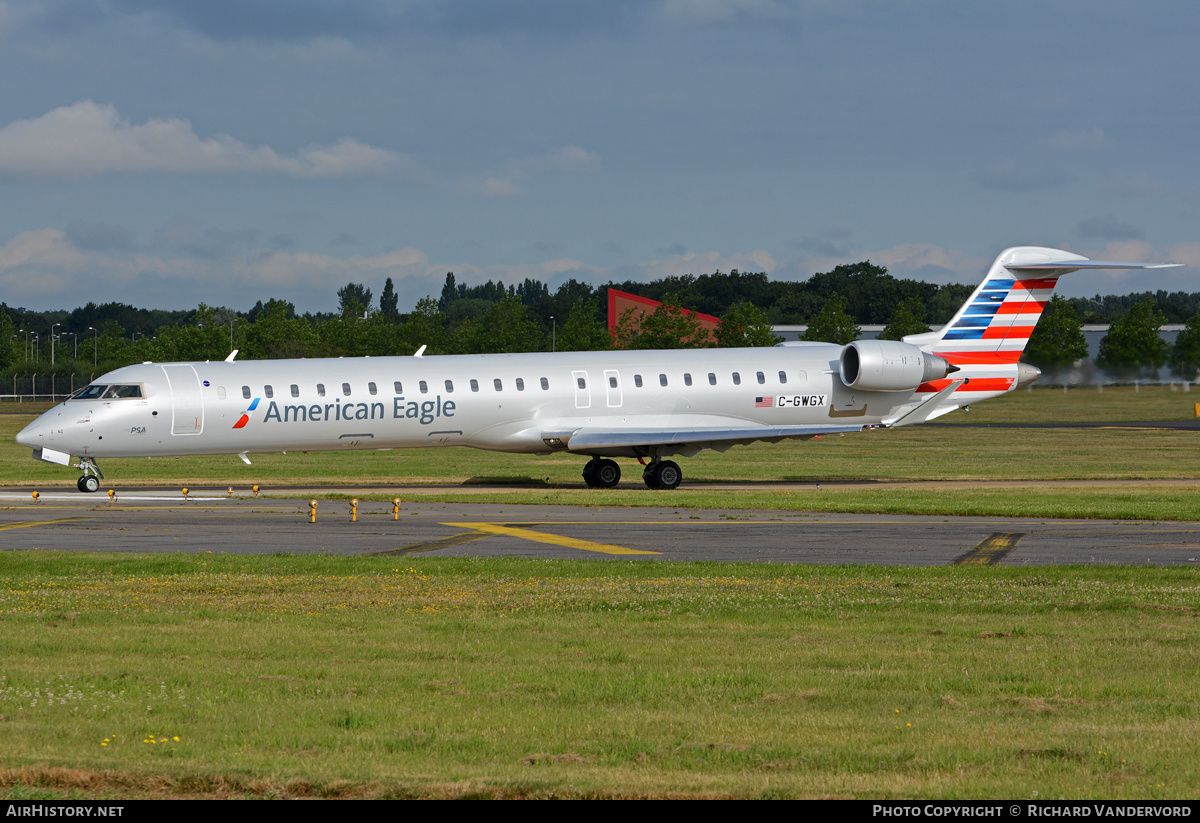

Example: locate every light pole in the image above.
[18,329,27,361]
[51,323,60,366]
[230,317,238,354]
[70,332,77,360]
[32,332,39,363]
[88,327,97,367]
[550,316,556,352]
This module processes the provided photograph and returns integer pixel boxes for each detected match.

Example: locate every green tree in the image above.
[715,301,780,347]
[453,293,543,353]
[611,296,709,350]
[1170,312,1200,380]
[337,282,372,318]
[1097,297,1168,373]
[379,277,400,321]
[1021,295,1088,368]
[877,298,931,341]
[556,298,611,352]
[801,294,860,345]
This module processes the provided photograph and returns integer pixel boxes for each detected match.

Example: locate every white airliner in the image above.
[16,247,1180,492]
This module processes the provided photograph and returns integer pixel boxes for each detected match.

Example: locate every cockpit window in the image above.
[103,385,143,398]
[75,384,142,399]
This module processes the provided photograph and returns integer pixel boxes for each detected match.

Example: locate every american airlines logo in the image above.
[233,398,260,429]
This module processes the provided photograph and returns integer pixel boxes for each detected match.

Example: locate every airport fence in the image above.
[0,373,95,402]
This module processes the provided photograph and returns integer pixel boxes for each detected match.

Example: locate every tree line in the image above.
[0,261,1196,381]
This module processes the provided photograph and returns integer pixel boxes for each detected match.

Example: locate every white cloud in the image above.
[0,100,412,179]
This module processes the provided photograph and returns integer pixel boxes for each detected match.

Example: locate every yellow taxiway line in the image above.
[442,522,659,555]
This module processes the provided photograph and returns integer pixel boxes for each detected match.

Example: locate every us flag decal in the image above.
[755,396,773,407]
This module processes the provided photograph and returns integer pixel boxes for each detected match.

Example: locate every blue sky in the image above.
[0,0,1196,314]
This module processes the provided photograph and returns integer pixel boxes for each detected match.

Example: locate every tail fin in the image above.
[904,246,1180,366]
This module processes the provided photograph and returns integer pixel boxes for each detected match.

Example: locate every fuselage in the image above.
[15,344,1010,463]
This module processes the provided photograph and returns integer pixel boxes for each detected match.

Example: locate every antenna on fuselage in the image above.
[414,345,426,358]
[225,349,238,362]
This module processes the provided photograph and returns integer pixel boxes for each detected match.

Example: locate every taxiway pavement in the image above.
[0,488,1196,566]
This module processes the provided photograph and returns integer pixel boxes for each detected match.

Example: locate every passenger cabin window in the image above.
[683,373,692,386]
[634,375,643,388]
[757,371,765,384]
[264,385,274,399]
[317,383,326,397]
[540,377,549,390]
[515,378,525,391]
[394,381,403,394]
[445,380,454,393]
[732,372,741,385]
[419,380,428,394]
[577,377,587,389]
[659,374,668,387]
[290,384,299,398]
[471,379,479,392]
[494,378,503,391]
[342,382,351,396]
[368,382,377,395]
[609,376,618,388]
[708,373,717,385]
[242,385,251,400]
[778,371,787,384]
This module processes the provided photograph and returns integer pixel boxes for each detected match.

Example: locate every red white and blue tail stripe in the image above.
[902,246,1179,407]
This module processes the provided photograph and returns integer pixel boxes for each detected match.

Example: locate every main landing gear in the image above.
[74,457,103,493]
[582,458,621,489]
[581,457,683,490]
[642,459,682,490]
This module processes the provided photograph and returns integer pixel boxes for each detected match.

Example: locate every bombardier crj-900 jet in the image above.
[17,247,1180,492]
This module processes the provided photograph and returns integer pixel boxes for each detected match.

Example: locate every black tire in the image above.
[76,476,87,492]
[656,460,682,490]
[582,461,600,488]
[594,459,620,488]
[80,475,100,493]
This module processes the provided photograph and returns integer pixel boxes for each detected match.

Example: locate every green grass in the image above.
[1,553,1197,799]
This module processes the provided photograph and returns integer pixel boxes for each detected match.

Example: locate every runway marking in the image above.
[0,518,86,531]
[952,532,1025,565]
[369,532,493,557]
[442,522,659,556]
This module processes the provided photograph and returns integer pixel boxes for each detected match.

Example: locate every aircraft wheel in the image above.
[643,460,683,490]
[655,460,682,490]
[594,459,621,488]
[79,475,100,493]
[582,461,600,488]
[76,476,87,492]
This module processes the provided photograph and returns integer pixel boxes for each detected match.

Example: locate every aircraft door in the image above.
[604,369,622,408]
[572,370,591,409]
[161,364,205,436]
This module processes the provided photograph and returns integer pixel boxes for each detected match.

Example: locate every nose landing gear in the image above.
[73,457,104,493]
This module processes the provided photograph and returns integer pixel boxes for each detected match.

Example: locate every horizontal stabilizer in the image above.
[1007,260,1182,272]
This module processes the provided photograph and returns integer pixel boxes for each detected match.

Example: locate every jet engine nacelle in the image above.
[839,340,954,392]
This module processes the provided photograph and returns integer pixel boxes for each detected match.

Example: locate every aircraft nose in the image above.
[15,419,40,448]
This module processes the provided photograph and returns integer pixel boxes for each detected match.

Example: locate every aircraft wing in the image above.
[549,424,866,455]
